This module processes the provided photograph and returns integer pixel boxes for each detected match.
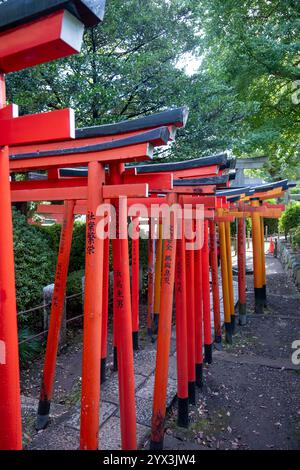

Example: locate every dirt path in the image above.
[161,254,300,450]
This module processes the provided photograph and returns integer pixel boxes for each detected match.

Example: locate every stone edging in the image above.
[277,239,300,289]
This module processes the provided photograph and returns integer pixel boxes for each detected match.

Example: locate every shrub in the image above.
[69,222,86,272]
[13,208,55,315]
[291,226,300,250]
[18,327,42,365]
[39,221,86,273]
[279,203,300,236]
[66,269,84,313]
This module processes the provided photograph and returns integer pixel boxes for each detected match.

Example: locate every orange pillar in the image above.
[194,232,204,388]
[185,237,196,404]
[153,222,163,333]
[202,220,213,364]
[101,236,110,383]
[131,217,139,350]
[37,200,75,430]
[209,220,222,344]
[175,227,189,427]
[147,224,155,335]
[0,73,22,450]
[237,210,247,325]
[80,162,105,450]
[150,194,177,449]
[251,199,264,314]
[225,221,235,333]
[218,218,232,343]
[110,163,137,450]
[260,214,267,307]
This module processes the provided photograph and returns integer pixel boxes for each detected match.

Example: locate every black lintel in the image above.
[253,179,289,193]
[9,127,170,161]
[173,175,229,186]
[0,0,106,32]
[76,107,189,139]
[217,187,251,197]
[134,153,228,174]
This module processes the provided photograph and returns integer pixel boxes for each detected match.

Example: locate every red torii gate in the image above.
[9,109,188,451]
[31,155,230,449]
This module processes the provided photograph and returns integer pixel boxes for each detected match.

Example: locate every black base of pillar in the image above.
[204,343,213,364]
[231,315,236,335]
[36,399,51,430]
[132,331,139,351]
[195,363,203,388]
[254,287,265,314]
[225,322,232,344]
[263,285,267,307]
[113,346,118,371]
[238,303,247,325]
[100,357,106,384]
[152,313,159,334]
[150,439,164,450]
[177,397,189,428]
[188,381,196,405]
[214,335,222,351]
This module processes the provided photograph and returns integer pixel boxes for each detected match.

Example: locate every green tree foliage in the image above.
[197,0,300,179]
[5,0,254,163]
[6,0,300,176]
[279,203,300,235]
[13,209,55,312]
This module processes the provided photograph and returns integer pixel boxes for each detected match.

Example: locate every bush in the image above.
[18,327,42,365]
[13,208,55,315]
[66,269,84,313]
[69,222,86,272]
[279,203,300,236]
[39,221,86,273]
[291,226,300,250]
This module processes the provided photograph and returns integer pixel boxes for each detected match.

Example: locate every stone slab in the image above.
[136,374,177,409]
[100,416,150,450]
[101,372,146,404]
[64,401,117,430]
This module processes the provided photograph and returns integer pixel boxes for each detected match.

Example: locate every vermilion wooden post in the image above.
[225,221,235,333]
[131,216,140,350]
[237,208,247,326]
[251,199,264,314]
[153,222,163,333]
[209,220,222,344]
[218,216,232,343]
[185,237,196,405]
[147,226,155,335]
[37,200,75,430]
[175,227,189,427]
[202,220,213,364]
[194,231,204,388]
[80,161,105,450]
[110,162,137,450]
[150,193,178,449]
[260,215,267,307]
[0,73,22,450]
[101,235,110,383]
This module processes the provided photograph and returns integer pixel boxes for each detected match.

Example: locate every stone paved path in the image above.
[20,275,238,450]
